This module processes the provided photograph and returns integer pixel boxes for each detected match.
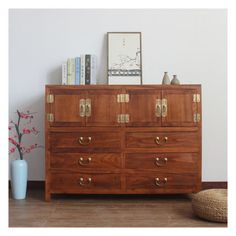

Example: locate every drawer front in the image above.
[50,173,121,192]
[50,132,121,152]
[125,153,199,173]
[126,132,199,150]
[50,153,121,169]
[126,173,197,193]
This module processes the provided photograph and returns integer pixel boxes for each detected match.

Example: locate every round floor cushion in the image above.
[191,189,227,223]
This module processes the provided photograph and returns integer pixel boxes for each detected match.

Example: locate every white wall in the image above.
[9,9,227,181]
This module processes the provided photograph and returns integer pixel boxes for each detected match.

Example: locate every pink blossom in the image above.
[9,137,18,145]
[20,143,41,154]
[23,128,31,134]
[20,146,26,151]
[29,144,39,150]
[9,147,16,153]
[31,127,39,135]
[20,113,30,119]
[27,149,30,153]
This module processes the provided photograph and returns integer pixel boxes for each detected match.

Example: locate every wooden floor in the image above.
[9,189,227,227]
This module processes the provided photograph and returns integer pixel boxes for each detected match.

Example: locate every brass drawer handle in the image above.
[155,157,168,166]
[78,177,92,186]
[78,157,92,166]
[155,136,160,145]
[78,136,92,145]
[155,136,168,145]
[155,177,168,187]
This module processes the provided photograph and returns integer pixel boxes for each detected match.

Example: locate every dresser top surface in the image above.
[45,84,201,90]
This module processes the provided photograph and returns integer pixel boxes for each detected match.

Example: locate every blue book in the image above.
[75,57,81,85]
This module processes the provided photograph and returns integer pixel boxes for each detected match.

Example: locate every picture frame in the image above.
[107,32,142,85]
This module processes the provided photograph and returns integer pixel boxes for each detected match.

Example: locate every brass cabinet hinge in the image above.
[117,114,129,123]
[193,113,201,123]
[125,114,129,123]
[117,114,121,123]
[117,94,129,103]
[47,113,54,122]
[193,94,200,103]
[117,94,122,103]
[46,94,54,103]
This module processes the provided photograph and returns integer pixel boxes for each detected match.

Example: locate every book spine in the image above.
[71,58,76,85]
[75,57,81,85]
[90,55,97,84]
[67,58,72,85]
[85,54,91,85]
[62,62,67,85]
[80,55,85,85]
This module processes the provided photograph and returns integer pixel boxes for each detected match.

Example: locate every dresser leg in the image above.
[45,177,51,201]
[45,182,51,202]
[45,192,51,202]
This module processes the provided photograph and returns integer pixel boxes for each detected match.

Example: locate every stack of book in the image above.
[62,55,97,85]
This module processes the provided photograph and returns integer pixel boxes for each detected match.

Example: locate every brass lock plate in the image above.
[79,99,86,117]
[85,98,91,117]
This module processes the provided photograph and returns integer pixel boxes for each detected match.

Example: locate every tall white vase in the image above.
[10,160,28,200]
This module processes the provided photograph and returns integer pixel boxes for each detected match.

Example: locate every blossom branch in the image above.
[9,109,42,160]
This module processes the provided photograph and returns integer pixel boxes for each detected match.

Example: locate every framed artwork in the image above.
[107,32,142,85]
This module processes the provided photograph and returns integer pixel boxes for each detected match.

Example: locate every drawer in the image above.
[50,153,121,169]
[50,173,121,192]
[126,132,199,150]
[125,153,199,173]
[126,173,198,193]
[50,132,121,152]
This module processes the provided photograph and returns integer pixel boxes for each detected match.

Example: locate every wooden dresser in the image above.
[45,85,201,201]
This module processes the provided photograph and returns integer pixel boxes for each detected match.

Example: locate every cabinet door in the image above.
[125,88,162,127]
[49,90,86,126]
[162,89,198,126]
[86,89,122,126]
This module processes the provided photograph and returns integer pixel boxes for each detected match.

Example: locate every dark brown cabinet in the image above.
[45,85,201,201]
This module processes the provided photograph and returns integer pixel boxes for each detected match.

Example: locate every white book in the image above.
[70,58,76,85]
[90,55,97,85]
[80,55,85,85]
[67,58,72,85]
[62,62,67,85]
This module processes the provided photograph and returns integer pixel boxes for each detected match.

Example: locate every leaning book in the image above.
[62,62,67,85]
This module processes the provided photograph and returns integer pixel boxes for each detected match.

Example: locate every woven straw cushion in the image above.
[192,189,227,222]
